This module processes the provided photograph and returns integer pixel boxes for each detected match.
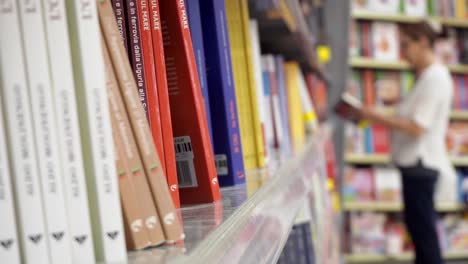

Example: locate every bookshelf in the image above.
[352,12,468,28]
[345,154,468,166]
[350,57,468,74]
[343,201,464,212]
[121,128,333,264]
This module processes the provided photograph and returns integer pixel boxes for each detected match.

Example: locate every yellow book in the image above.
[456,0,467,18]
[284,62,306,153]
[226,0,266,169]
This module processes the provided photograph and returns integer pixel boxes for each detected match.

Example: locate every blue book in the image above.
[199,0,245,186]
[186,0,214,146]
[459,76,467,110]
[275,56,292,157]
[365,126,374,154]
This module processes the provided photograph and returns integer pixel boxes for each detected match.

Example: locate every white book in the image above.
[65,0,126,262]
[403,0,427,16]
[17,1,73,263]
[374,168,401,202]
[0,1,50,263]
[369,0,400,14]
[249,20,269,165]
[41,0,95,262]
[372,22,399,62]
[297,71,318,133]
[0,72,21,264]
[261,56,275,160]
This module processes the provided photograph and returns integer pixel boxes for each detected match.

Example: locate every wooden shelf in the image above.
[352,12,468,28]
[343,201,464,212]
[345,154,468,167]
[345,252,468,263]
[350,57,468,73]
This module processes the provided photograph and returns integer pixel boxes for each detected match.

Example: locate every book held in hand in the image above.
[334,92,363,123]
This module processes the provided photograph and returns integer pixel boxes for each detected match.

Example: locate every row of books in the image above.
[276,223,315,264]
[348,212,468,255]
[350,20,468,65]
[352,0,468,18]
[345,122,468,157]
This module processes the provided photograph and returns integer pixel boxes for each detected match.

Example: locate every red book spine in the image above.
[453,74,460,109]
[373,124,390,154]
[149,0,180,208]
[361,22,370,57]
[363,70,375,106]
[135,0,166,172]
[160,0,220,204]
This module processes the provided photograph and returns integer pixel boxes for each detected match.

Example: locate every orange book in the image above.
[363,69,375,106]
[98,0,184,242]
[159,0,221,204]
[149,0,180,208]
[102,37,166,247]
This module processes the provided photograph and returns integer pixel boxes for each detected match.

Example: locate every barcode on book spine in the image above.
[174,136,197,188]
[214,154,228,176]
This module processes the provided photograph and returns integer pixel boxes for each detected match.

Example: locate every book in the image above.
[249,20,269,164]
[275,56,293,157]
[284,62,305,153]
[334,92,363,123]
[261,55,277,159]
[0,1,50,262]
[351,0,369,12]
[98,0,185,242]
[102,38,165,248]
[65,0,127,261]
[455,0,467,18]
[267,55,286,153]
[446,122,468,156]
[371,22,399,61]
[458,76,467,109]
[18,0,72,262]
[368,0,400,14]
[374,168,401,202]
[363,69,375,106]
[199,0,246,186]
[297,70,318,133]
[403,0,427,16]
[226,0,266,169]
[453,74,461,109]
[42,0,95,261]
[186,0,214,146]
[159,0,220,204]
[372,125,390,154]
[305,73,328,120]
[110,0,128,51]
[360,22,372,57]
[375,71,401,107]
[148,0,180,207]
[349,20,360,58]
[365,126,374,153]
[348,69,363,101]
[345,123,365,154]
[0,83,21,264]
[343,167,374,202]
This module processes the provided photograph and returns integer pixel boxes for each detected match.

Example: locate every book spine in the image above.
[65,0,126,261]
[102,39,165,247]
[149,0,180,208]
[110,0,129,51]
[297,69,318,133]
[200,0,245,186]
[461,76,467,110]
[373,125,389,154]
[284,63,306,153]
[135,0,166,175]
[18,0,73,262]
[125,0,150,121]
[0,1,49,263]
[261,57,275,159]
[363,69,375,106]
[249,20,269,164]
[186,0,214,147]
[98,0,184,242]
[160,0,220,204]
[275,56,292,157]
[41,0,95,261]
[365,126,374,154]
[0,95,21,264]
[266,55,284,150]
[453,75,460,109]
[464,75,468,110]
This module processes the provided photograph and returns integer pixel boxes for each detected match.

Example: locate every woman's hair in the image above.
[399,20,448,47]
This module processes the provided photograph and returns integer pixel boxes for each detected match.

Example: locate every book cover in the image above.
[284,62,305,153]
[110,0,128,51]
[42,0,95,261]
[363,69,375,106]
[372,124,390,154]
[374,168,401,202]
[375,71,401,107]
[148,0,180,207]
[351,0,369,12]
[186,0,213,146]
[65,0,127,261]
[365,125,374,154]
[403,0,427,16]
[348,69,363,101]
[275,56,293,157]
[371,22,399,61]
[455,0,467,18]
[345,123,365,154]
[98,0,185,242]
[159,0,220,204]
[459,76,467,109]
[249,19,269,164]
[343,167,374,202]
[368,0,400,14]
[18,0,72,262]
[360,22,371,57]
[199,0,246,186]
[102,40,165,248]
[446,122,468,156]
[298,71,319,133]
[226,0,266,169]
[261,56,275,160]
[0,91,21,264]
[0,1,50,262]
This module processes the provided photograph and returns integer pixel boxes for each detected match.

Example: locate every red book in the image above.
[363,69,375,106]
[149,0,180,208]
[160,0,220,204]
[361,22,371,57]
[305,73,328,119]
[372,124,390,154]
[134,0,166,171]
[453,74,460,109]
